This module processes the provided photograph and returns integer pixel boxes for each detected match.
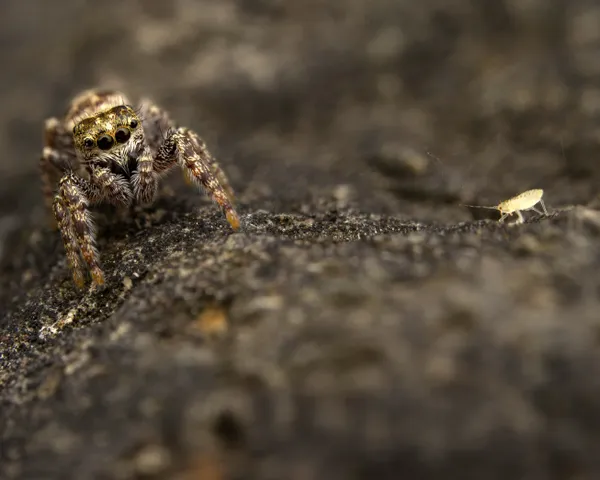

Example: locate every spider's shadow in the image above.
[90,193,200,244]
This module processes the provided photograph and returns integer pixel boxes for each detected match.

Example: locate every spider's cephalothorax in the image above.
[41,88,240,288]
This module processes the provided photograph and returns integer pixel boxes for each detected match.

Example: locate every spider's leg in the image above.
[152,124,239,230]
[139,100,238,228]
[53,172,104,287]
[41,117,77,228]
[139,100,197,188]
[53,195,86,288]
[210,158,236,207]
[182,168,194,186]
[173,127,239,229]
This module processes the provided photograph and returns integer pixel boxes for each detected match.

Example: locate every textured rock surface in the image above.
[2,0,600,478]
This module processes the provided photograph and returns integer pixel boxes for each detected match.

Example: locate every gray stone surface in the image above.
[2,0,600,478]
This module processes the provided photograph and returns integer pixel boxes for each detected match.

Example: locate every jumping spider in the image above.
[41,88,240,288]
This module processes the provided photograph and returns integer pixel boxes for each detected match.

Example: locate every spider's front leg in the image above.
[155,126,240,230]
[53,172,104,288]
[40,118,77,227]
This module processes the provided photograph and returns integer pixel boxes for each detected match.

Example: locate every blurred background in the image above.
[1,0,599,229]
[3,1,600,478]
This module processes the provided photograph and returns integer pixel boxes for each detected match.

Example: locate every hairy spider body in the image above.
[41,88,240,288]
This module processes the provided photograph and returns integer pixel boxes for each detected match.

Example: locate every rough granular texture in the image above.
[2,0,600,479]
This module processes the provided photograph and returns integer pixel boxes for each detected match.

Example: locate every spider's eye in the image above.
[83,138,94,149]
[97,134,115,151]
[129,119,138,129]
[115,128,131,143]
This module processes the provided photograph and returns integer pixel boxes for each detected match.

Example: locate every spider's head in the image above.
[72,105,143,165]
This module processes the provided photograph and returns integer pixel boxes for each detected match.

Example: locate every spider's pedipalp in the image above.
[131,152,159,205]
[89,167,134,206]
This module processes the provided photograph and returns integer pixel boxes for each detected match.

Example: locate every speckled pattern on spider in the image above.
[40,88,240,288]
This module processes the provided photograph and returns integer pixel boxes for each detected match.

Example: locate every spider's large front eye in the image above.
[97,134,115,150]
[83,138,94,149]
[115,128,131,143]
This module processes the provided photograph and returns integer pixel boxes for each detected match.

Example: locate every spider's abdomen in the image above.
[65,89,132,129]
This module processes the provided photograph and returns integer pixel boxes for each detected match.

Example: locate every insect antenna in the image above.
[460,203,498,210]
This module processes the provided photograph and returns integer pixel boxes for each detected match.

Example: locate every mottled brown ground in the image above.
[2,1,600,479]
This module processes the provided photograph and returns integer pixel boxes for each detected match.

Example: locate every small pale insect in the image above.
[461,189,549,224]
